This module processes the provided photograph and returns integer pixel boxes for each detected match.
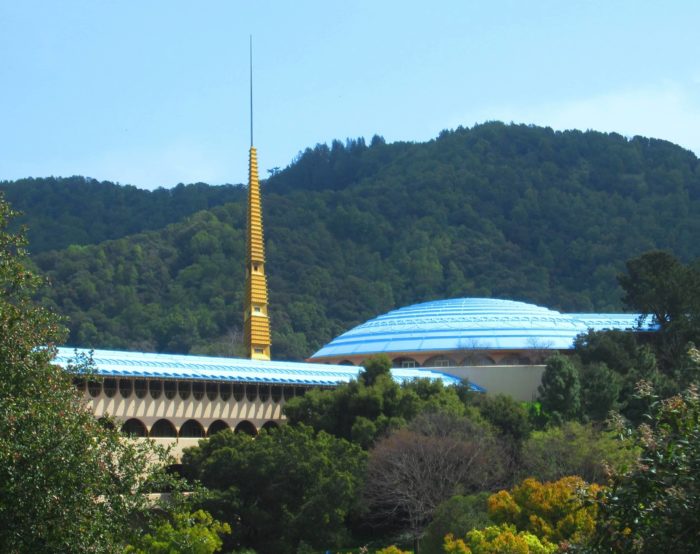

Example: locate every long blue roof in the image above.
[311,297,652,359]
[54,347,464,388]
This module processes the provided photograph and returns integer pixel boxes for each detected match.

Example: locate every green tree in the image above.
[469,393,531,445]
[361,353,393,385]
[588,381,700,553]
[579,362,621,421]
[125,510,231,554]
[520,421,638,484]
[283,369,467,448]
[443,525,557,554]
[0,197,172,553]
[573,329,676,423]
[182,425,366,554]
[619,251,700,372]
[537,355,581,423]
[420,493,491,554]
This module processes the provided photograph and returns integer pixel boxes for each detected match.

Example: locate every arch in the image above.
[88,380,102,397]
[283,386,295,401]
[207,420,230,436]
[119,379,133,398]
[73,378,86,392]
[150,419,177,438]
[164,380,177,399]
[423,355,456,368]
[134,379,148,398]
[271,386,282,403]
[245,385,257,403]
[234,420,257,436]
[338,360,355,366]
[179,419,205,438]
[121,418,147,437]
[392,357,417,368]
[103,378,117,398]
[258,385,270,402]
[192,381,204,401]
[499,355,522,365]
[295,386,307,397]
[462,355,495,366]
[178,381,191,400]
[149,380,163,399]
[206,382,218,401]
[233,384,245,401]
[261,421,279,432]
[220,383,232,401]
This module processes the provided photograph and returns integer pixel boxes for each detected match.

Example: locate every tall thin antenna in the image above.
[249,35,253,147]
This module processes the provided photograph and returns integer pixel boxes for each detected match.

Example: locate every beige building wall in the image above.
[76,378,306,460]
[86,390,285,432]
[439,365,546,402]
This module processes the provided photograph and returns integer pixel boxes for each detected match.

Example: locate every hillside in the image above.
[17,122,700,360]
[0,176,244,252]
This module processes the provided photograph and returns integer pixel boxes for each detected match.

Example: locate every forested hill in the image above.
[0,176,244,252]
[16,122,700,360]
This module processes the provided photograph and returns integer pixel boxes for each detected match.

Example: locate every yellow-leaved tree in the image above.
[487,476,600,546]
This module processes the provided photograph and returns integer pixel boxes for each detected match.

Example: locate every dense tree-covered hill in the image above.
[0,176,244,252]
[15,122,700,359]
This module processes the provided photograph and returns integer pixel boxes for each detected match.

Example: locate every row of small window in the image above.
[74,378,307,403]
[390,355,534,368]
[336,355,535,368]
[120,417,274,438]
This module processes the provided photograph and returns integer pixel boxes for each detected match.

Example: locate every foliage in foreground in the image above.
[0,197,174,553]
[182,424,367,554]
[284,354,468,448]
[520,422,638,484]
[420,493,491,554]
[587,381,700,552]
[487,476,600,546]
[125,509,231,554]
[443,525,557,554]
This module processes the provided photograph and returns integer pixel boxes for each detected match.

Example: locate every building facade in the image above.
[56,347,462,458]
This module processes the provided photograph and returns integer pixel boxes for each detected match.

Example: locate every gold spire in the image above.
[243,146,271,360]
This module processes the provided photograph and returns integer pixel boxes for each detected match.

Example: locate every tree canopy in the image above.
[0,196,173,553]
[181,425,367,554]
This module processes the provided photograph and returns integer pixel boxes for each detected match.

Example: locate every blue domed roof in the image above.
[311,297,645,360]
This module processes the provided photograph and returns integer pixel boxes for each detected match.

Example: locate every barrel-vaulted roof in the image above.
[54,347,463,387]
[310,297,651,360]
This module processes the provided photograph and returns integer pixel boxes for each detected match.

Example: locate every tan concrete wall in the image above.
[439,365,545,402]
[87,390,285,433]
[149,437,201,461]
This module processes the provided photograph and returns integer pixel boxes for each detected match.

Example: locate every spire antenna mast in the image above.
[249,35,253,147]
[243,34,271,361]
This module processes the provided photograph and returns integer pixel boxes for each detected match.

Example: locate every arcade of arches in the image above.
[75,377,310,458]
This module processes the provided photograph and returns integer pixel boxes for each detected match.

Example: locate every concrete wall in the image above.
[86,390,285,434]
[439,365,545,402]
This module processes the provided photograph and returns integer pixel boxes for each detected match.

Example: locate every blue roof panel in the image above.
[54,347,466,388]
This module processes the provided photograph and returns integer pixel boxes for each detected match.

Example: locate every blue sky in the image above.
[1,1,699,190]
